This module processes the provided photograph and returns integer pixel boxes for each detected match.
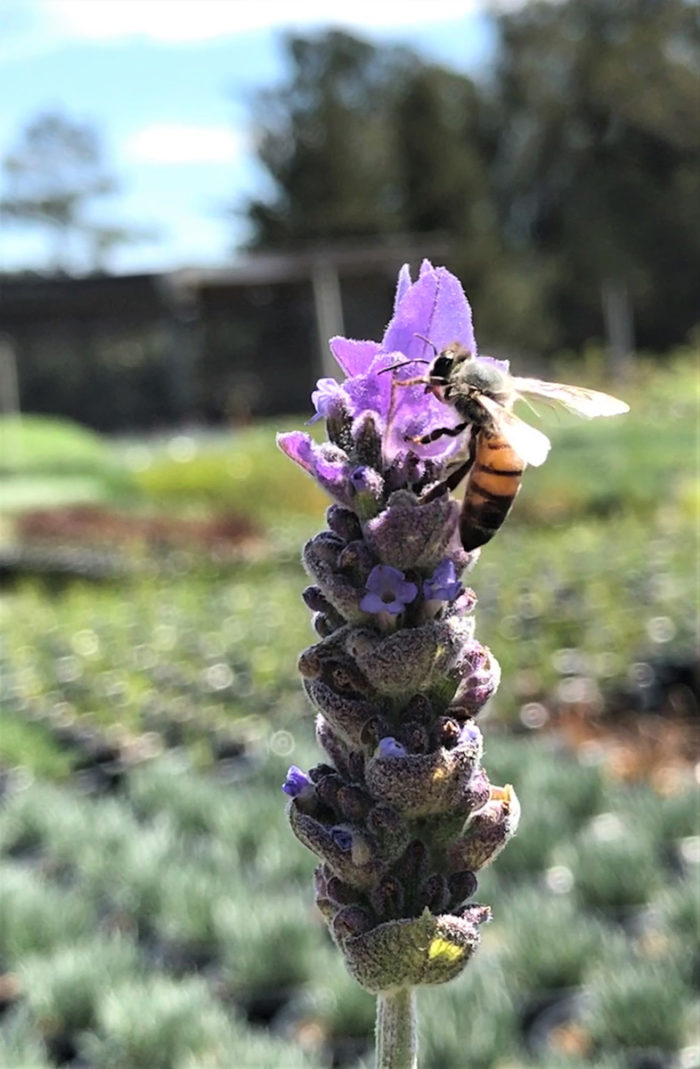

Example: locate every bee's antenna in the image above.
[414,333,438,356]
[379,358,430,374]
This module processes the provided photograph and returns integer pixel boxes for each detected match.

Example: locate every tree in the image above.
[243,14,700,354]
[394,65,492,237]
[243,31,496,251]
[1,112,152,274]
[244,32,410,246]
[490,0,700,350]
[241,29,556,349]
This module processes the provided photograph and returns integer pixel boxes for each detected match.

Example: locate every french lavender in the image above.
[279,262,520,1065]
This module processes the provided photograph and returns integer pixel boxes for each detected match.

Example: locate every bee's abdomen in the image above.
[460,434,524,551]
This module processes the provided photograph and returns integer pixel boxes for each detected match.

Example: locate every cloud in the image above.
[125,123,245,165]
[40,0,513,43]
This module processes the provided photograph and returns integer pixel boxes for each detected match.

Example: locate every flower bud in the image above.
[326,505,362,542]
[448,784,521,871]
[365,491,461,572]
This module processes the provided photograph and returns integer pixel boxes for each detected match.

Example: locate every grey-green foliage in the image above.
[483,738,608,881]
[286,947,375,1041]
[524,1058,628,1069]
[520,744,605,828]
[154,860,236,949]
[0,862,95,964]
[216,889,324,995]
[419,955,519,1069]
[128,751,316,891]
[79,814,176,924]
[500,883,606,991]
[0,1007,53,1069]
[614,783,700,851]
[128,752,237,837]
[657,875,700,944]
[245,801,317,890]
[560,813,661,909]
[0,780,87,857]
[82,976,238,1069]
[484,735,605,826]
[21,937,141,1034]
[488,787,567,880]
[583,943,692,1052]
[654,876,700,985]
[173,1027,325,1069]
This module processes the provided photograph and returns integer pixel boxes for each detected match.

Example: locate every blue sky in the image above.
[0,1,505,275]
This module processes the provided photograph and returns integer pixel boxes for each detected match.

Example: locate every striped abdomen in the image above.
[459,431,524,550]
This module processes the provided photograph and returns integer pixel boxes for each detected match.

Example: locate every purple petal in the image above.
[459,722,481,745]
[277,432,352,503]
[395,578,419,603]
[378,736,408,759]
[382,265,476,365]
[366,564,406,594]
[385,388,464,461]
[360,591,390,614]
[424,559,464,602]
[361,564,418,616]
[330,827,353,851]
[282,765,312,797]
[349,466,383,498]
[329,337,381,377]
[277,431,316,475]
[342,352,397,423]
[394,264,412,311]
[309,378,348,423]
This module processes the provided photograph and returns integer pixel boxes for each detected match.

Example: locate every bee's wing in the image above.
[512,378,630,418]
[478,394,551,467]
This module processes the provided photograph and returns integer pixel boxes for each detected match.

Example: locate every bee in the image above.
[385,341,629,551]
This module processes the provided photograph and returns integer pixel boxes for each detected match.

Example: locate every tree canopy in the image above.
[242,2,700,354]
[1,112,153,274]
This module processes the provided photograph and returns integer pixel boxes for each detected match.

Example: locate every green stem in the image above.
[376,988,418,1069]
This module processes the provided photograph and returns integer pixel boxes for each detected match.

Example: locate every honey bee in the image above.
[385,341,629,551]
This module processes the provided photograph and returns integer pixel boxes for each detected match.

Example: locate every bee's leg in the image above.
[395,375,446,389]
[395,376,429,388]
[407,421,469,446]
[421,435,476,503]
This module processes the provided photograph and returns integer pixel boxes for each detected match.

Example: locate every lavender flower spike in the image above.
[279,262,520,1069]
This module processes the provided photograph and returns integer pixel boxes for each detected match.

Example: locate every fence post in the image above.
[601,277,635,381]
[311,257,345,380]
[0,333,21,468]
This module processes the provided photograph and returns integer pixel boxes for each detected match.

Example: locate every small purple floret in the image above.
[350,466,373,491]
[423,560,464,603]
[459,721,481,744]
[309,378,348,423]
[360,565,418,616]
[330,827,353,851]
[377,737,408,759]
[282,765,312,798]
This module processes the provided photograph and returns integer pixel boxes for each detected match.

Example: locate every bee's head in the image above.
[428,352,454,382]
[380,338,476,401]
[428,343,474,391]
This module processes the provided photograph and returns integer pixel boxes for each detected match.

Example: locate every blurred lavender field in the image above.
[0,352,697,1068]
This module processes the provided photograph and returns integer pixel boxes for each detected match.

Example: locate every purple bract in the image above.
[278,260,479,486]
